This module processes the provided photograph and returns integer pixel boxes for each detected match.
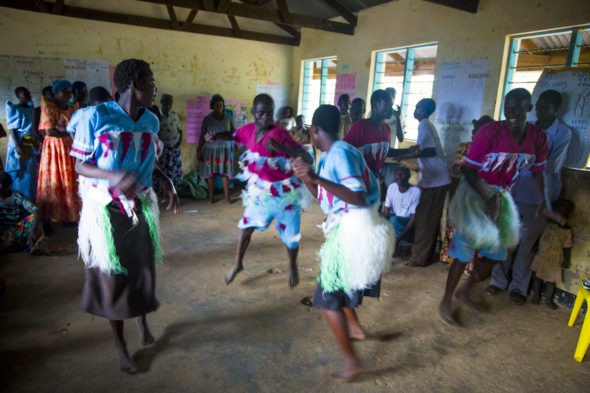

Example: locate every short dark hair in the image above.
[538,89,562,109]
[210,94,224,109]
[42,85,53,97]
[505,88,531,104]
[89,86,113,104]
[0,171,13,189]
[253,93,274,107]
[370,89,390,108]
[417,98,436,116]
[113,59,152,93]
[312,105,340,137]
[396,166,410,178]
[338,94,350,104]
[14,86,29,97]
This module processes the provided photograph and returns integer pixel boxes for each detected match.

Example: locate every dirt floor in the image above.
[1,194,590,393]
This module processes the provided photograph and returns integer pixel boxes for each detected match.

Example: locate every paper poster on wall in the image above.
[64,59,111,92]
[434,59,488,160]
[186,96,210,144]
[225,99,249,129]
[0,54,64,121]
[256,84,287,119]
[334,73,356,105]
[530,67,590,169]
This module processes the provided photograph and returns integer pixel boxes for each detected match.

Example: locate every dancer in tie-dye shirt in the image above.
[70,59,179,373]
[439,88,549,325]
[224,93,312,287]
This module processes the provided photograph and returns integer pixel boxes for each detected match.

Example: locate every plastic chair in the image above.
[567,277,590,362]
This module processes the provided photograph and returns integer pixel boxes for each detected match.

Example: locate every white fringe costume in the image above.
[318,206,394,295]
[449,180,520,253]
[77,185,162,274]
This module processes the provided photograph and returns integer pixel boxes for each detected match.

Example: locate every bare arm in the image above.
[196,122,207,160]
[75,160,179,213]
[9,129,23,156]
[266,138,313,164]
[292,157,366,206]
[463,165,499,221]
[394,108,404,143]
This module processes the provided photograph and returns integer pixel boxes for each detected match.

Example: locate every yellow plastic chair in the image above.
[568,277,590,362]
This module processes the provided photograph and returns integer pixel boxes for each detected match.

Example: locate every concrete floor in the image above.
[1,196,590,393]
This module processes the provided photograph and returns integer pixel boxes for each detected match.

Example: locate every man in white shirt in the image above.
[394,98,451,267]
[382,166,421,245]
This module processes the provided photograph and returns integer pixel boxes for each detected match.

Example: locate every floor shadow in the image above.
[368,330,404,342]
[353,366,400,383]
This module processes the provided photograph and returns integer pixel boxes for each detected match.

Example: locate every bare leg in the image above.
[531,276,542,304]
[343,307,367,340]
[323,309,364,382]
[222,176,231,202]
[207,177,215,203]
[455,257,497,312]
[439,261,467,325]
[109,320,138,374]
[286,246,299,287]
[545,282,558,309]
[225,228,254,284]
[136,314,154,345]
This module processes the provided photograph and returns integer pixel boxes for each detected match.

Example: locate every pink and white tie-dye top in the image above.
[463,121,548,189]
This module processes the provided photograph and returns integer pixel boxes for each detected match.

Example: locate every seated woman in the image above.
[0,172,43,254]
[382,166,420,246]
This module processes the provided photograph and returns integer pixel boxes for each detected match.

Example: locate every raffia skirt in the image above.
[81,202,159,320]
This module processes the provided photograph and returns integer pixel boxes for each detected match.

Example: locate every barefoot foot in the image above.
[348,325,367,341]
[225,264,243,284]
[455,287,485,312]
[136,317,154,345]
[330,359,364,383]
[439,302,458,326]
[117,347,138,375]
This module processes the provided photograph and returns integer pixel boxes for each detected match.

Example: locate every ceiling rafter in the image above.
[321,0,357,27]
[52,0,64,14]
[181,8,199,30]
[166,4,179,29]
[423,0,479,14]
[276,0,292,25]
[227,14,241,37]
[0,0,298,45]
[137,0,355,35]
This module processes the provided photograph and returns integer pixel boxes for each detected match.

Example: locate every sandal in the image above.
[510,290,526,305]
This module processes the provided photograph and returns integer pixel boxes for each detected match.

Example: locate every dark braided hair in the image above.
[113,59,152,93]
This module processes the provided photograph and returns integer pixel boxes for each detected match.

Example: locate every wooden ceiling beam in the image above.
[181,8,199,30]
[136,0,355,34]
[228,14,241,38]
[321,0,357,27]
[166,5,179,29]
[0,0,298,45]
[276,0,292,25]
[52,0,63,14]
[423,0,479,14]
[275,23,300,40]
[216,0,231,13]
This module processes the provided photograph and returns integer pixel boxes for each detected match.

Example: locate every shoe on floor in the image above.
[486,285,501,295]
[510,290,526,305]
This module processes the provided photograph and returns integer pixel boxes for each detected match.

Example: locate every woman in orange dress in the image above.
[36,80,81,228]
